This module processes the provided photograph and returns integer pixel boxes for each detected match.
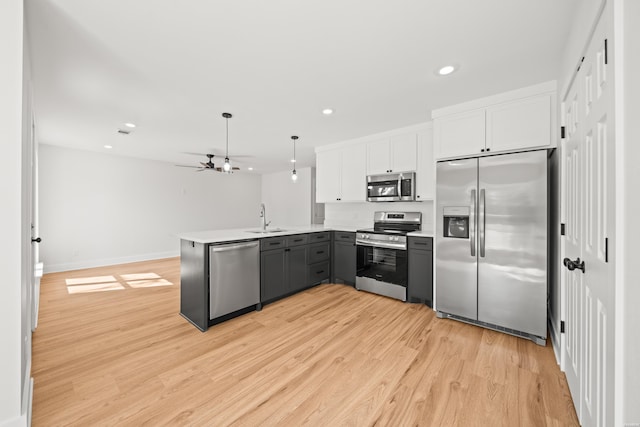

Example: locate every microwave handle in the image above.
[397,177,402,198]
[470,189,476,257]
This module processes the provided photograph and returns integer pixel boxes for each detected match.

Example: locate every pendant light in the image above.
[222,112,232,173]
[291,135,298,182]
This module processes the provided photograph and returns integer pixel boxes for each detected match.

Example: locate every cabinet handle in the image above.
[486,148,490,152]
[316,250,325,254]
[316,270,325,274]
[284,248,291,252]
[415,242,427,246]
[269,242,280,246]
[294,239,303,242]
[481,148,485,152]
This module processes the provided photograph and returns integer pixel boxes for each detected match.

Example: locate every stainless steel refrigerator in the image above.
[435,150,547,345]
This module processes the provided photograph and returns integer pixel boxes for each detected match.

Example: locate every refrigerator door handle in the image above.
[470,189,476,256]
[479,188,486,257]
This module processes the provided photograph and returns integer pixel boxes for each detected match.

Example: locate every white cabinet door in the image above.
[486,94,552,153]
[390,133,417,173]
[415,128,435,200]
[434,109,486,159]
[340,144,366,201]
[315,150,341,203]
[366,139,390,175]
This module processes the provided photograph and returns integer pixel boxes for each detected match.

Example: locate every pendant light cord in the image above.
[225,116,229,158]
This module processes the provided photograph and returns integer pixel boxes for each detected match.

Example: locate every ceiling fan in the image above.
[176,112,247,173]
[176,153,240,172]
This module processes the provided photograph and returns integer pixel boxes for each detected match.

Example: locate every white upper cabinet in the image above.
[390,133,418,173]
[434,109,486,159]
[433,81,557,160]
[340,144,367,201]
[315,144,366,203]
[486,94,552,152]
[366,133,417,174]
[315,150,341,203]
[366,139,390,175]
[415,127,435,200]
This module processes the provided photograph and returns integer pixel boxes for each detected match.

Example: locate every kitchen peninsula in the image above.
[178,225,432,331]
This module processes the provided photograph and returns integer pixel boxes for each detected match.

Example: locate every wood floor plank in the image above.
[32,257,579,426]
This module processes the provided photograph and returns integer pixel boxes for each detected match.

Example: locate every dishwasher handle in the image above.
[210,241,259,253]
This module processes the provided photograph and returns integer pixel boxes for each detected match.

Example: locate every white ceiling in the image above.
[26,0,577,173]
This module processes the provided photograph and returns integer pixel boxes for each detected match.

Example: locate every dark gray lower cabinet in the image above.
[260,248,287,301]
[408,236,433,307]
[332,231,356,285]
[179,239,209,331]
[287,246,309,293]
[260,233,332,303]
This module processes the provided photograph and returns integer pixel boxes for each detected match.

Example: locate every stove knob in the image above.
[366,234,370,239]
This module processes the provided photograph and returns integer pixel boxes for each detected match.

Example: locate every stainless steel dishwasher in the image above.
[209,240,260,320]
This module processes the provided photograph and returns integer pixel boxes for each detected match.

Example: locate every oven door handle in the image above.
[356,241,407,250]
[397,177,402,198]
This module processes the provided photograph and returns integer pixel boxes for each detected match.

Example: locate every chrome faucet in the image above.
[259,203,271,231]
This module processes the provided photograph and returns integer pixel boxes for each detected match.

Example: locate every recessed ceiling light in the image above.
[322,108,334,115]
[248,167,253,171]
[437,65,457,76]
[104,145,113,149]
[290,159,296,163]
[124,122,136,128]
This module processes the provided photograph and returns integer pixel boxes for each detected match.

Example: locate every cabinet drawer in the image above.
[408,237,433,250]
[308,242,330,264]
[309,232,330,243]
[286,234,309,247]
[260,236,287,250]
[333,231,355,243]
[308,261,330,285]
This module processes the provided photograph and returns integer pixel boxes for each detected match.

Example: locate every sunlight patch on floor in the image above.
[65,272,174,294]
[67,282,125,294]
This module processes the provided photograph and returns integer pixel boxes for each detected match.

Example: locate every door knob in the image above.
[31,237,41,243]
[563,257,585,273]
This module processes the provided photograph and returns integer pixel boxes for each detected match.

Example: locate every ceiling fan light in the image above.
[223,157,231,172]
[291,169,298,182]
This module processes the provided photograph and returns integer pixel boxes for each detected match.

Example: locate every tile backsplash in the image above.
[324,201,434,232]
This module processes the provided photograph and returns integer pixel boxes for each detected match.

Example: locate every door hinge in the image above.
[560,223,566,236]
[561,126,566,139]
[561,321,565,333]
[605,237,609,262]
[604,39,608,65]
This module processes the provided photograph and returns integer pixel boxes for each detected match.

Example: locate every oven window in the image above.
[356,245,408,287]
[367,181,399,198]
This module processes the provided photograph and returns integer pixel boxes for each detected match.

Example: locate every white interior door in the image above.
[562,73,583,419]
[578,13,615,427]
[562,8,615,427]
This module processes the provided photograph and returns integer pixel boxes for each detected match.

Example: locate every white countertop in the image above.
[177,224,358,244]
[178,225,432,244]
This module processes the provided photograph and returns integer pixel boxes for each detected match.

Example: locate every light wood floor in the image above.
[33,257,578,426]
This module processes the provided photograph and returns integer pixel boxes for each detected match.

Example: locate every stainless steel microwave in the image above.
[366,172,416,202]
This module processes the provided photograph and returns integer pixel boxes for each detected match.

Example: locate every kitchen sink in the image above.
[246,229,288,234]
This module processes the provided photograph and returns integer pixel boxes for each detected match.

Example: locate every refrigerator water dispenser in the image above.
[443,206,469,239]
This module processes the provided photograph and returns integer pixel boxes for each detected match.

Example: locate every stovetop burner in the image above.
[356,211,422,250]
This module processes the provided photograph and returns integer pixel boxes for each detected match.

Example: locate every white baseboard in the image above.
[43,251,179,273]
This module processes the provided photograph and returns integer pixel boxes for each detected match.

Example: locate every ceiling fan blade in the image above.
[175,164,200,169]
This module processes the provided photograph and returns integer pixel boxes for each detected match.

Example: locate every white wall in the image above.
[0,0,26,425]
[261,167,316,227]
[324,201,434,233]
[621,0,640,422]
[39,145,262,272]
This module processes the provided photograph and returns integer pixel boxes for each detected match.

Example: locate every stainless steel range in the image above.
[355,212,421,301]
